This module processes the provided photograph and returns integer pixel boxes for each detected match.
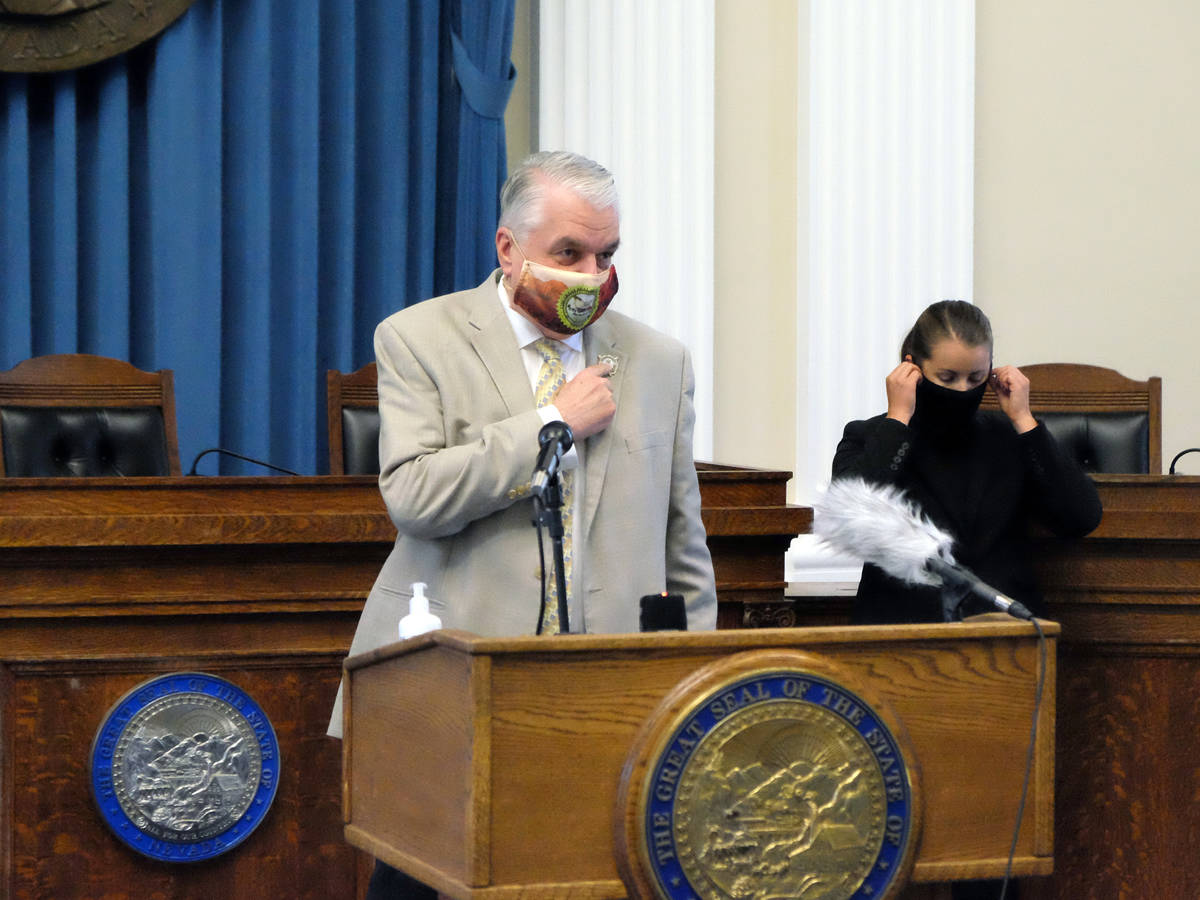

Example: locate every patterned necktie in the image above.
[532,338,573,633]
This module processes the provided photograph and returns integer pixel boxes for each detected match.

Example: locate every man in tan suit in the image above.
[334,150,717,897]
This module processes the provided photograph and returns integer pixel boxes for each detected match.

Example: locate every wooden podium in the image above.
[342,621,1057,899]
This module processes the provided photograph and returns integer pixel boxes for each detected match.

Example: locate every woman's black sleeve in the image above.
[832,416,915,485]
[1019,422,1103,537]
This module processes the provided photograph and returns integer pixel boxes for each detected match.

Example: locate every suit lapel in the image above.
[581,319,626,537]
[462,279,627,539]
[465,276,534,417]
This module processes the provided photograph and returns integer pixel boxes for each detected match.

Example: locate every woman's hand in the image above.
[991,365,1038,433]
[885,357,922,425]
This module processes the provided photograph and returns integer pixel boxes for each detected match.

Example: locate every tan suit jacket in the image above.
[329,273,716,735]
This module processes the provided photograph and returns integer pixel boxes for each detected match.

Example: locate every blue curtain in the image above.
[0,0,515,474]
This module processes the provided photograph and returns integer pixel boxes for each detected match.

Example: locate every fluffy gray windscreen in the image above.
[812,477,956,587]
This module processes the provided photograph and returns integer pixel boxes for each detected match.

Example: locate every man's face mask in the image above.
[507,236,619,335]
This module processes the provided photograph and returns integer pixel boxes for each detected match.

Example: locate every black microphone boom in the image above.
[530,421,573,499]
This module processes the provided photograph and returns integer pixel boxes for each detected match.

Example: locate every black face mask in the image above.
[913,378,987,435]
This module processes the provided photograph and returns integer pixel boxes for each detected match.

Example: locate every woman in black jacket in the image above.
[832,300,1102,625]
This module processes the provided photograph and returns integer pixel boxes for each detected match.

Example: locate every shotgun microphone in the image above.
[812,477,1033,621]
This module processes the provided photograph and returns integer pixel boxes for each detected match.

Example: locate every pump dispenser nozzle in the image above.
[399,582,442,639]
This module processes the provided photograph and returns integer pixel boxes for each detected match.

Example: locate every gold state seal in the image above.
[617,650,920,900]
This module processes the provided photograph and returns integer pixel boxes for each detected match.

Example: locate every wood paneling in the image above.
[0,469,806,899]
[1024,474,1200,900]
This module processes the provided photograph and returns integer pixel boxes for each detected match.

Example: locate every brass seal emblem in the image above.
[617,651,920,900]
[0,0,198,74]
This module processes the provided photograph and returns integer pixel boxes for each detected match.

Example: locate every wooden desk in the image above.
[696,461,811,627]
[0,467,807,899]
[0,477,384,900]
[1028,474,1200,900]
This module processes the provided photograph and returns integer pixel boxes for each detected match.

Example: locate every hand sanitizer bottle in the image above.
[399,582,441,639]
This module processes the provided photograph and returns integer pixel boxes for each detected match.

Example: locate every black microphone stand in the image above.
[532,471,570,635]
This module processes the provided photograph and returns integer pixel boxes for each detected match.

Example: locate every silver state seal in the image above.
[89,672,280,862]
[620,653,919,900]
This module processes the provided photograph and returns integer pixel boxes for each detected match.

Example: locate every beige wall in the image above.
[975,0,1200,473]
[718,0,1200,478]
[712,1,803,481]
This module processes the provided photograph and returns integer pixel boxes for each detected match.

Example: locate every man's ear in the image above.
[496,228,516,280]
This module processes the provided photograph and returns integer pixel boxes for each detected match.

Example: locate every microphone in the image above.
[187,447,301,476]
[530,421,573,499]
[812,477,1034,621]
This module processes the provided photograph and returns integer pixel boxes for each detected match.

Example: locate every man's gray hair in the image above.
[498,150,619,241]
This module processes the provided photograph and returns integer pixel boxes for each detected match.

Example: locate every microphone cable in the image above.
[532,504,549,636]
[997,616,1049,900]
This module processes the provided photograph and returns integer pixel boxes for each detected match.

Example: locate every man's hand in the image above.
[553,362,615,439]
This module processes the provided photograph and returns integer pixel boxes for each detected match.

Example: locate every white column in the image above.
[793,0,976,580]
[537,0,716,458]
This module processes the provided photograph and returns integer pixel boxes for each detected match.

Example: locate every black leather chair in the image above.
[982,363,1161,474]
[326,362,380,475]
[0,353,181,476]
